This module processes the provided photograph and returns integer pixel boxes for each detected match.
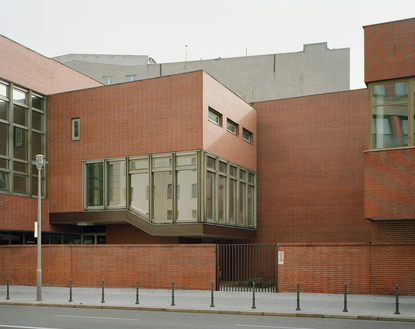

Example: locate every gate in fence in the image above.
[216,244,278,292]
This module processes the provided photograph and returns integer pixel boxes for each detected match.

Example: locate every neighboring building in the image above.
[53,43,350,103]
[0,18,414,295]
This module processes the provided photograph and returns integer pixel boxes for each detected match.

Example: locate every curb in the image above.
[1,301,414,322]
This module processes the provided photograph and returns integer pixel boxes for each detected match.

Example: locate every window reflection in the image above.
[130,172,149,215]
[153,171,172,222]
[177,169,197,221]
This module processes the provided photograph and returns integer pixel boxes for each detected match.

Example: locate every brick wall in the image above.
[278,242,415,295]
[364,18,415,83]
[0,194,49,231]
[106,224,179,244]
[278,243,370,294]
[47,71,205,213]
[364,148,415,219]
[0,244,216,290]
[253,89,372,243]
[203,73,257,171]
[0,35,102,95]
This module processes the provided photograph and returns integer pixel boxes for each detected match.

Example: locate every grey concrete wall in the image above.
[53,43,349,102]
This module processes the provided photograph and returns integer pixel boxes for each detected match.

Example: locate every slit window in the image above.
[72,118,80,140]
[227,119,238,135]
[243,128,253,143]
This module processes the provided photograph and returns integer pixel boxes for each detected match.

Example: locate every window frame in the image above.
[72,118,80,140]
[227,119,238,136]
[368,77,414,150]
[208,107,222,126]
[242,128,253,143]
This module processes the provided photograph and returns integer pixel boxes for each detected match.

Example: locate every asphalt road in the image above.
[0,306,413,329]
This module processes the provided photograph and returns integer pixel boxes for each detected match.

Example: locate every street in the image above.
[0,306,413,329]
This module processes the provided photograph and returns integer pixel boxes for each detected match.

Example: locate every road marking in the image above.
[235,325,314,329]
[0,325,62,329]
[56,315,138,321]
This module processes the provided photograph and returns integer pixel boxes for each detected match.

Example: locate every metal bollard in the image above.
[69,279,73,302]
[101,279,105,303]
[6,278,10,300]
[135,280,139,305]
[171,280,175,306]
[296,282,301,311]
[210,281,215,307]
[395,284,400,315]
[251,281,256,309]
[343,283,348,312]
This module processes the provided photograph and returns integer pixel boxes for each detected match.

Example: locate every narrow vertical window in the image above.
[72,118,80,140]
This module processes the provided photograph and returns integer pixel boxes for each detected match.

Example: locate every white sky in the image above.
[1,0,414,90]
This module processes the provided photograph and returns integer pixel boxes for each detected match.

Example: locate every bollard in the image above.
[296,282,301,311]
[251,281,256,309]
[101,279,105,303]
[395,284,400,315]
[135,280,139,305]
[343,283,348,312]
[210,281,215,307]
[69,279,73,302]
[171,280,175,306]
[6,278,10,300]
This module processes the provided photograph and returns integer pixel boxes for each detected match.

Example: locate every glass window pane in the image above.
[219,162,226,174]
[248,185,254,227]
[87,162,104,207]
[177,169,197,222]
[130,159,148,170]
[0,172,8,191]
[153,171,172,222]
[108,161,126,207]
[372,82,408,105]
[218,175,226,223]
[229,179,237,224]
[249,173,255,184]
[13,104,27,126]
[13,128,27,161]
[176,155,197,166]
[0,158,7,169]
[372,104,408,149]
[206,171,215,222]
[32,111,43,131]
[208,110,219,124]
[13,174,27,194]
[14,161,27,173]
[239,182,246,226]
[13,88,27,104]
[0,99,8,121]
[153,157,171,168]
[207,156,215,170]
[130,172,149,215]
[0,82,7,97]
[240,170,246,181]
[230,165,236,177]
[31,95,42,110]
[0,123,8,156]
[32,132,44,159]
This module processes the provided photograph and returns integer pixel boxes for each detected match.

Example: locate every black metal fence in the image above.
[216,244,277,292]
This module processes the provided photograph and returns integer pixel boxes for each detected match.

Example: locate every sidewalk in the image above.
[0,285,414,322]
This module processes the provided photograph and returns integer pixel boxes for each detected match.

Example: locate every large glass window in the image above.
[108,160,126,208]
[370,78,414,149]
[0,79,47,197]
[87,162,104,207]
[83,151,256,229]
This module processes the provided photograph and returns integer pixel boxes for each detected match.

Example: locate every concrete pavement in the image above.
[0,285,414,322]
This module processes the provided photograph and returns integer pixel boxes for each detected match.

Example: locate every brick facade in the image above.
[253,89,372,243]
[364,148,415,219]
[0,244,216,290]
[364,18,415,83]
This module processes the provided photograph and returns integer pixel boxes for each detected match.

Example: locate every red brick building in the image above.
[0,18,414,295]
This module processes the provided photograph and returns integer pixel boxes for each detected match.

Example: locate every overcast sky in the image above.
[1,0,414,89]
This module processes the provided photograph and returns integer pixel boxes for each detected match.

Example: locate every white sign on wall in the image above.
[278,250,284,264]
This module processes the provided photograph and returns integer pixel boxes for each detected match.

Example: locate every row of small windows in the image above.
[208,107,253,143]
[103,75,138,85]
[84,151,256,228]
[0,79,46,196]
